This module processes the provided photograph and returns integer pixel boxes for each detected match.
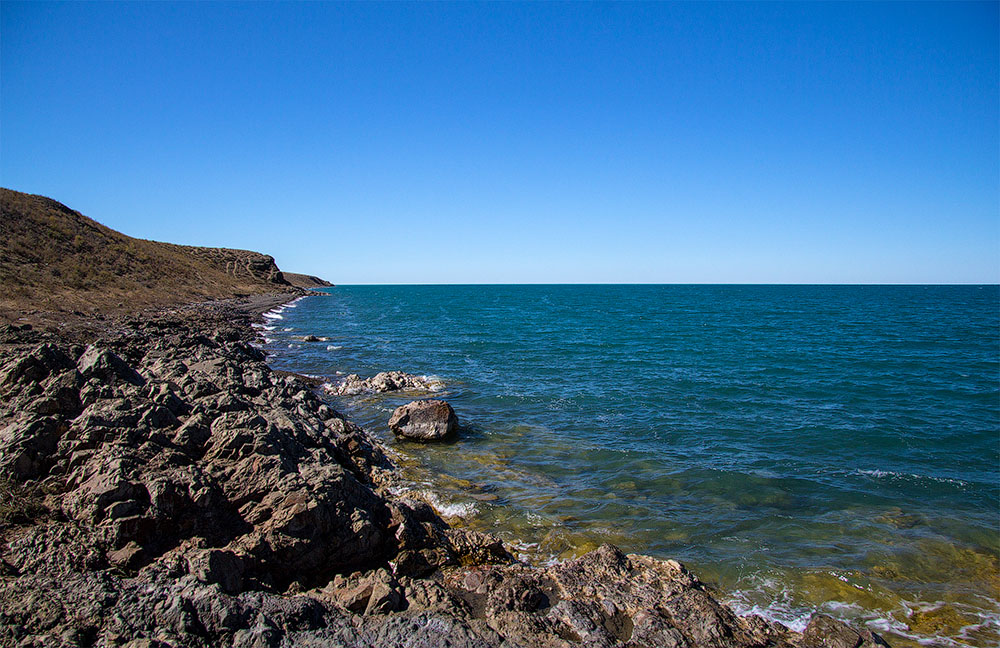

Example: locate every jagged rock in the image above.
[388,400,458,442]
[77,346,145,386]
[327,371,442,396]
[0,414,67,479]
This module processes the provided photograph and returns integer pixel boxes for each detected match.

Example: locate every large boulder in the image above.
[388,400,458,442]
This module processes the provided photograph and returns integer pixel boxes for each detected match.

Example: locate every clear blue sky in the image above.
[2,2,997,284]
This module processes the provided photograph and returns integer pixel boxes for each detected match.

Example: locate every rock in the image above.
[388,400,458,442]
[186,548,245,594]
[328,371,442,396]
[0,415,66,479]
[302,335,320,342]
[802,614,890,648]
[77,346,145,386]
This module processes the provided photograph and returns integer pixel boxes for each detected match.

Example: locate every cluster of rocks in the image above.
[0,303,890,647]
[325,371,442,396]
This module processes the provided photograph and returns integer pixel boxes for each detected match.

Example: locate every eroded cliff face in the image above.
[0,303,889,648]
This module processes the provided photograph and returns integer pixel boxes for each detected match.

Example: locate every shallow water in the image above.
[261,285,999,647]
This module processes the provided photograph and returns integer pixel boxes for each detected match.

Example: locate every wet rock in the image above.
[803,614,890,648]
[388,400,458,442]
[328,371,442,396]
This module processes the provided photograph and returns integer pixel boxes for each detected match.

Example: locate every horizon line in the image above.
[316,282,1000,287]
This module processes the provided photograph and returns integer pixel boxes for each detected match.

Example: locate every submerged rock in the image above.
[388,400,459,442]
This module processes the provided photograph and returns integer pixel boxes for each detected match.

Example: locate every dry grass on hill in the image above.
[0,188,309,326]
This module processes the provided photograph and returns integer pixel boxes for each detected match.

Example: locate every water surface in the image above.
[261,285,999,647]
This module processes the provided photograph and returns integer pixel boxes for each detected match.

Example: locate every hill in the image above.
[282,272,334,289]
[0,188,329,325]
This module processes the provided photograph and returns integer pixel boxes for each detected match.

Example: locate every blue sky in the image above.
[2,2,997,284]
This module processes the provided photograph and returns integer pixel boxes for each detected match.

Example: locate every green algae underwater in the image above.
[261,285,1000,647]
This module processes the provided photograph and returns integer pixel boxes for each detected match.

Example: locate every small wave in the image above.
[856,469,970,487]
[395,488,477,519]
[725,576,813,633]
[262,312,283,320]
[327,345,343,351]
[420,375,446,391]
[283,327,293,331]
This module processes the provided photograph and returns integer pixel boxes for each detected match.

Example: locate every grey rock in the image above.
[77,346,145,386]
[328,371,442,396]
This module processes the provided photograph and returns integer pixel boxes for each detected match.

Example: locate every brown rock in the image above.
[388,400,458,442]
[803,614,890,648]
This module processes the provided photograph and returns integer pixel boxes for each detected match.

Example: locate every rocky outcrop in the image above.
[0,301,890,648]
[388,400,459,442]
[283,272,334,289]
[327,371,443,396]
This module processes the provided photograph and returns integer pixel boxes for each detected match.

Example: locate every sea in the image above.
[256,285,999,648]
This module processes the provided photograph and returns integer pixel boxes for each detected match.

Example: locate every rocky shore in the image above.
[0,294,890,648]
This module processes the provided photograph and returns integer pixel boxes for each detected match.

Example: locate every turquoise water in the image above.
[260,285,999,647]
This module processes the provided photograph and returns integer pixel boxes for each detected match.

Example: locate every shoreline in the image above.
[0,291,890,647]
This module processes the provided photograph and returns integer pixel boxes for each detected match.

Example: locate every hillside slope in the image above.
[0,188,325,322]
[283,272,334,289]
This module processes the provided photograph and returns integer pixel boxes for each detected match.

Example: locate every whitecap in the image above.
[262,312,283,320]
[327,345,343,351]
[725,583,813,633]
[402,489,477,519]
[420,375,446,391]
